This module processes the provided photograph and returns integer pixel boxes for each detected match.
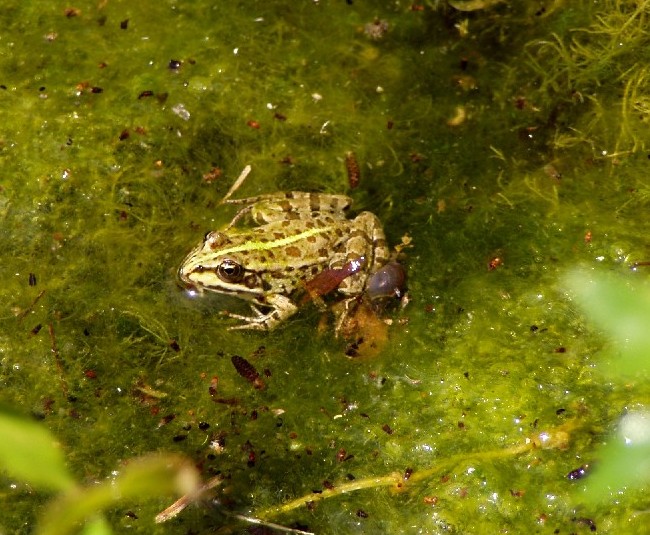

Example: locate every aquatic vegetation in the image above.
[526,0,650,158]
[1,1,649,533]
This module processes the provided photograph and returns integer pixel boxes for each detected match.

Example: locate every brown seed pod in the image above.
[231,355,265,390]
[345,151,360,189]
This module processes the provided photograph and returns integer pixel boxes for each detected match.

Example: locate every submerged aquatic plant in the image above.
[526,0,650,159]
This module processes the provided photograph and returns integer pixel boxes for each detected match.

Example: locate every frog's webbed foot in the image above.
[223,298,297,331]
[222,306,271,331]
[223,314,269,331]
[333,297,361,337]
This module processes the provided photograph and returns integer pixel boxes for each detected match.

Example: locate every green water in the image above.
[1,1,649,533]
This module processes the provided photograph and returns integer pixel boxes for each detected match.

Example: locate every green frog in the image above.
[178,166,389,331]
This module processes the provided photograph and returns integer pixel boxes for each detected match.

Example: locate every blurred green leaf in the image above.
[579,411,650,502]
[0,407,75,492]
[36,454,199,535]
[80,516,112,535]
[565,270,650,503]
[565,269,650,376]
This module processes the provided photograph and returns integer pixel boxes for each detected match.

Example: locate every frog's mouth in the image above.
[177,260,211,296]
[177,272,201,296]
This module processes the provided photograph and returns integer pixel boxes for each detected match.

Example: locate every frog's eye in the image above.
[217,259,244,282]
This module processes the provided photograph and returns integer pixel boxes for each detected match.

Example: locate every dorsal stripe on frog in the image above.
[211,226,333,257]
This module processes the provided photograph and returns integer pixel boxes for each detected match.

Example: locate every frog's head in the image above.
[178,231,263,300]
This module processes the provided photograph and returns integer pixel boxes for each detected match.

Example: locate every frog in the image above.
[178,165,390,331]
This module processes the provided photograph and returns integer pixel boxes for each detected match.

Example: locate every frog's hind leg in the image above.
[336,211,389,296]
[327,212,387,337]
[365,213,390,273]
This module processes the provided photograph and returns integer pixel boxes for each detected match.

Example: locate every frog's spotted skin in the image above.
[179,190,389,331]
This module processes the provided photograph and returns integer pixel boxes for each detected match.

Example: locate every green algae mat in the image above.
[1,1,649,534]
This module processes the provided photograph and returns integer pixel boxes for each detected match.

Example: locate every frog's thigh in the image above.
[359,211,390,269]
[337,211,389,295]
[249,194,352,224]
[249,199,301,224]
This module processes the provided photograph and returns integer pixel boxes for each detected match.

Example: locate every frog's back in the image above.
[226,218,348,279]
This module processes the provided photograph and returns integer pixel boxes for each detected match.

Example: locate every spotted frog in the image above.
[178,169,389,331]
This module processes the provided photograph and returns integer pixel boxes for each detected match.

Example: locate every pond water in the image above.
[1,1,649,533]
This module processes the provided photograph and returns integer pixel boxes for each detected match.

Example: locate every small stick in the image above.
[156,475,314,534]
[222,165,252,203]
[48,323,69,399]
[16,289,46,321]
[229,513,315,534]
[155,474,224,523]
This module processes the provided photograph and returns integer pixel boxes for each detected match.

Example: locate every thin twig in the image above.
[48,323,69,399]
[155,474,224,523]
[222,165,252,203]
[16,289,46,321]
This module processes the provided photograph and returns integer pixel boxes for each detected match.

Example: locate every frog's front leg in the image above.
[225,294,298,331]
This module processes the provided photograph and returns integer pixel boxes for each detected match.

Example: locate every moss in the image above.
[0,1,649,533]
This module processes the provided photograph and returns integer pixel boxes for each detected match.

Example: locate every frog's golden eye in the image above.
[217,259,244,282]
